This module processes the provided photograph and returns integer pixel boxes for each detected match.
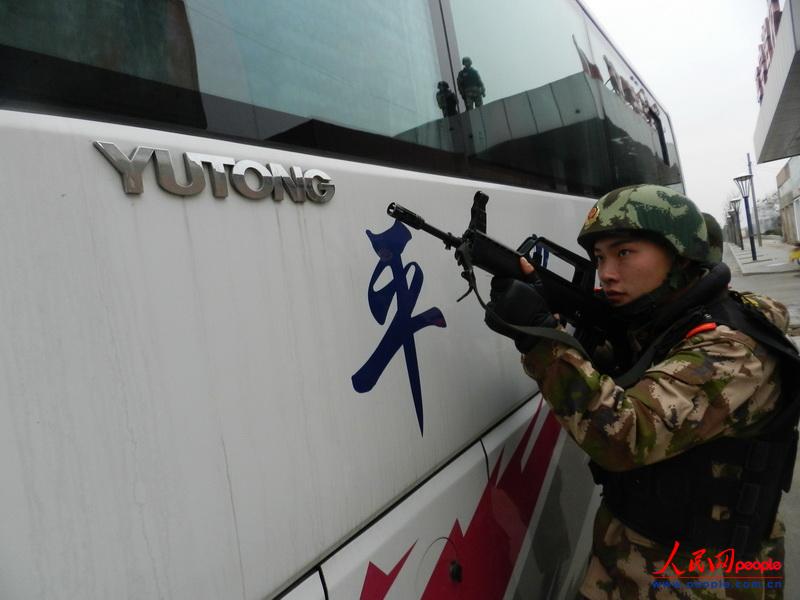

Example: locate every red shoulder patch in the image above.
[684,322,717,339]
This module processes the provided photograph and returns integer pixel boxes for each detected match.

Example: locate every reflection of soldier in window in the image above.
[457,57,485,110]
[435,81,458,117]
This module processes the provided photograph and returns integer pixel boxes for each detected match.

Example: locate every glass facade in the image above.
[778,156,800,242]
[0,0,684,198]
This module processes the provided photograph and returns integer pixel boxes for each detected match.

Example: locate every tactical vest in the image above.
[589,291,800,558]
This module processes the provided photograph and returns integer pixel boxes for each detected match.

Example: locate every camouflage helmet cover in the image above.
[702,212,723,263]
[577,184,709,263]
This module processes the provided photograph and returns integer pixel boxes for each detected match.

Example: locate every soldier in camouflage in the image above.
[457,57,485,110]
[485,184,799,599]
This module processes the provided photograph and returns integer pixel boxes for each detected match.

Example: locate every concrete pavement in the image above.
[723,242,800,593]
[725,238,800,342]
[725,235,800,276]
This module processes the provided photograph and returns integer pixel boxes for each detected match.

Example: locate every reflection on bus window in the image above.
[447,0,611,195]
[186,0,444,145]
[443,0,682,195]
[0,0,200,90]
[0,0,685,199]
[436,82,459,118]
[586,20,681,187]
[457,57,486,110]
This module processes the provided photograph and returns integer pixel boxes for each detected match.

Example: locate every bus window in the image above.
[186,1,446,146]
[583,19,684,188]
[1,1,200,90]
[0,1,459,159]
[446,0,613,196]
[0,0,685,198]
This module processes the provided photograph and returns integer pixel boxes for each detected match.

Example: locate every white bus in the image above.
[0,1,684,598]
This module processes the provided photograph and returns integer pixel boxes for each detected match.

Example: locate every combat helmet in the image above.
[577,184,710,264]
[702,212,723,263]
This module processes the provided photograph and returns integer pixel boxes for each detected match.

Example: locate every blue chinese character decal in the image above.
[352,220,446,435]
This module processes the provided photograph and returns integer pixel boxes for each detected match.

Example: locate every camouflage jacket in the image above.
[521,292,792,599]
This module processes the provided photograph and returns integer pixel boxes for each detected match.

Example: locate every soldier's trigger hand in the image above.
[519,256,535,276]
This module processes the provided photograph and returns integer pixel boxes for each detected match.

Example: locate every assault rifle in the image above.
[387,191,614,346]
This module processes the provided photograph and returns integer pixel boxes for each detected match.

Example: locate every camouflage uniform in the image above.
[510,186,793,598]
[522,293,789,599]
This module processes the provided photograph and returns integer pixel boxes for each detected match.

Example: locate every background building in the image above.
[756,190,782,234]
[754,0,800,163]
[756,0,782,104]
[753,0,800,243]
[778,157,800,242]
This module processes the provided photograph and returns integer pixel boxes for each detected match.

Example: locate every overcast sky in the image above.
[580,0,785,224]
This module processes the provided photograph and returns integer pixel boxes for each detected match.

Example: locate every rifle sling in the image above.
[484,308,589,356]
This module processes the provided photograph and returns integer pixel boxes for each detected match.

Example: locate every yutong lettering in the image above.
[94,141,335,203]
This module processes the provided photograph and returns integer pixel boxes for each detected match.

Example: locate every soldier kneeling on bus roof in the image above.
[485,184,800,598]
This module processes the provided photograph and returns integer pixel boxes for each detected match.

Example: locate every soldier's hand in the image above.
[484,277,556,353]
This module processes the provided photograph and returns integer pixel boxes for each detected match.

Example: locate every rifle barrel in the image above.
[387,203,462,248]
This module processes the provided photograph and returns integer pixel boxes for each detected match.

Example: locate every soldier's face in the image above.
[593,236,673,306]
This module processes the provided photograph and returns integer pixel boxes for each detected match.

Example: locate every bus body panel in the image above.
[321,398,597,600]
[321,443,488,599]
[0,109,593,599]
[281,574,326,600]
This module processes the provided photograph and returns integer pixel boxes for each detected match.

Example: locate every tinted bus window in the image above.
[1,2,200,90]
[0,0,684,197]
[447,0,613,196]
[583,20,683,189]
[187,1,443,143]
[1,1,446,142]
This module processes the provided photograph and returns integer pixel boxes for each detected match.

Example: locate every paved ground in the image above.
[727,235,800,276]
[724,240,800,593]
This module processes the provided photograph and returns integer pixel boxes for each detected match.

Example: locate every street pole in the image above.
[735,211,743,248]
[742,192,758,261]
[747,153,762,246]
[730,199,744,250]
[733,174,758,261]
[727,212,739,246]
